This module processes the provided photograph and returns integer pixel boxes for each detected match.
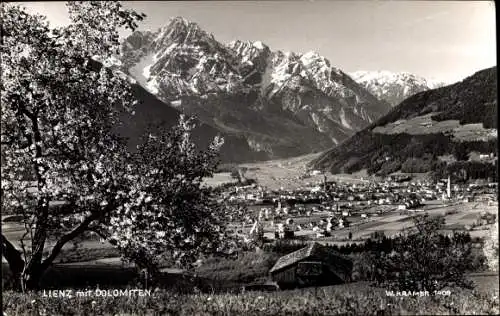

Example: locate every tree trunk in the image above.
[17,239,46,291]
[20,200,49,291]
[21,263,45,291]
[1,234,25,291]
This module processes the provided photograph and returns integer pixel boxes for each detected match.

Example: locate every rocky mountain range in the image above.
[311,67,497,178]
[119,16,392,161]
[350,71,445,106]
[86,57,268,163]
[117,83,269,162]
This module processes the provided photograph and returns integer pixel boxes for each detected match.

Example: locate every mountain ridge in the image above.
[311,66,497,179]
[117,83,269,163]
[119,16,392,160]
[350,70,445,106]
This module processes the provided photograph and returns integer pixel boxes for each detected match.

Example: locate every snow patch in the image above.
[403,85,409,95]
[253,41,265,50]
[146,77,159,94]
[129,52,156,87]
[266,55,293,97]
[311,113,325,133]
[300,51,320,66]
[170,99,182,107]
[143,64,152,78]
[339,107,352,129]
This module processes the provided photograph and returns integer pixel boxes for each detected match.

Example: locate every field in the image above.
[372,113,497,142]
[202,172,238,187]
[236,200,497,244]
[205,153,434,192]
[236,153,381,191]
[4,198,495,266]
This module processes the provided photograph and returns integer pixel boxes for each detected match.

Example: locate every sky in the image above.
[18,1,496,84]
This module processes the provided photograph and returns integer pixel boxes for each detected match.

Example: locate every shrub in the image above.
[484,217,499,272]
[376,159,402,176]
[262,240,310,255]
[195,251,279,286]
[350,252,375,282]
[400,157,434,173]
[371,214,476,292]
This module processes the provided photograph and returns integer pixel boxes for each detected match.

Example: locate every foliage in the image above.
[371,214,476,292]
[3,283,499,315]
[483,217,499,272]
[376,159,401,176]
[318,129,497,177]
[442,161,498,182]
[262,240,311,256]
[1,2,231,291]
[400,156,434,173]
[262,232,485,281]
[195,251,279,285]
[106,116,228,274]
[1,1,146,291]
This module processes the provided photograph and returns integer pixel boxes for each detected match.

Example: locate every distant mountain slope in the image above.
[350,71,444,106]
[311,67,497,180]
[120,17,391,159]
[116,83,268,163]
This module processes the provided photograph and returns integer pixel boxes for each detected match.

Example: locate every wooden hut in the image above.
[269,242,352,289]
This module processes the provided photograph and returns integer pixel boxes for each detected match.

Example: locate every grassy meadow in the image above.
[3,281,499,315]
[3,241,498,315]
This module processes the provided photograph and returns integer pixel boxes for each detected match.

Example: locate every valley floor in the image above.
[238,153,376,190]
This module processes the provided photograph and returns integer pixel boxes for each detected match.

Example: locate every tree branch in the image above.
[1,234,25,277]
[40,212,98,272]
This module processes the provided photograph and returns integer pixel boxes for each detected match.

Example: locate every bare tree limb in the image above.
[1,234,25,282]
[39,213,97,272]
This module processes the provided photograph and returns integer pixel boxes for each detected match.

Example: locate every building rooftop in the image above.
[269,243,320,273]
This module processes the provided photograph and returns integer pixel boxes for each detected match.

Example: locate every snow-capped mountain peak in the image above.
[350,70,445,106]
[120,16,391,158]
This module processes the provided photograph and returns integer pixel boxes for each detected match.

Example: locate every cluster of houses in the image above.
[219,175,498,243]
[215,173,499,291]
[222,175,497,212]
